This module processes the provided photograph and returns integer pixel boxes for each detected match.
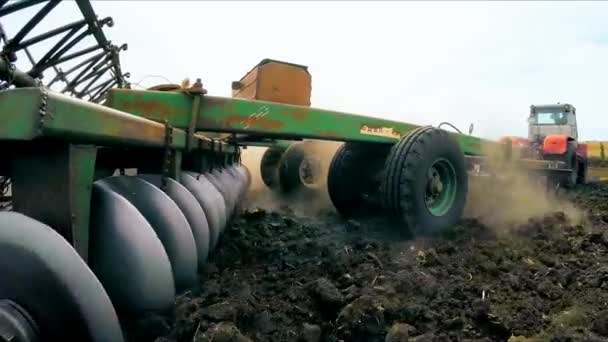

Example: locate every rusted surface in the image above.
[225,115,285,130]
[288,107,309,121]
[111,93,180,122]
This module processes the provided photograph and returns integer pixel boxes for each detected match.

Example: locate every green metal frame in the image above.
[0,88,237,152]
[105,88,489,156]
[0,87,242,260]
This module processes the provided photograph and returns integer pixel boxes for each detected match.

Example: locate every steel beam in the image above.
[106,88,488,155]
[11,143,96,261]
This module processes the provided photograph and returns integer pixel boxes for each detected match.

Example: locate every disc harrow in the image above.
[0,2,580,341]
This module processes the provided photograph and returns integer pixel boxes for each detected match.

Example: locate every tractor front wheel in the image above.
[382,126,468,236]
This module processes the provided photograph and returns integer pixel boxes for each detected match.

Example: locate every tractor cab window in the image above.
[532,111,569,125]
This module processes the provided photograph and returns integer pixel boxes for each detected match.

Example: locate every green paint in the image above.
[10,143,97,261]
[69,144,97,261]
[425,158,458,216]
[107,88,491,155]
[0,88,41,140]
[0,88,236,153]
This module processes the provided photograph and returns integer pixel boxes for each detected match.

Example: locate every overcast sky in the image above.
[5,1,608,140]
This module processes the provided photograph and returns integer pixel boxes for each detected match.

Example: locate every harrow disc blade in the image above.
[138,174,211,270]
[221,166,243,215]
[226,165,246,202]
[182,172,225,251]
[237,164,252,191]
[0,212,124,341]
[97,176,198,292]
[206,169,235,221]
[90,183,175,314]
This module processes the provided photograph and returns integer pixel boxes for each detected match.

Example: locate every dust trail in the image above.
[240,140,342,217]
[464,142,583,234]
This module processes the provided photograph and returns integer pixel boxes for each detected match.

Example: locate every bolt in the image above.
[0,323,15,342]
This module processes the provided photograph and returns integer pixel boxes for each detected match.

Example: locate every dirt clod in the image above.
[592,311,608,336]
[299,323,321,342]
[385,323,411,341]
[195,322,252,342]
[308,278,345,315]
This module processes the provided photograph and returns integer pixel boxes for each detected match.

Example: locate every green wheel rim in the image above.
[425,158,458,217]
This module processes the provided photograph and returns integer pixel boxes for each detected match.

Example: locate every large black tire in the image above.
[97,176,198,292]
[577,159,588,185]
[260,146,287,188]
[545,141,578,188]
[0,212,124,341]
[382,126,468,236]
[278,141,322,193]
[327,142,390,217]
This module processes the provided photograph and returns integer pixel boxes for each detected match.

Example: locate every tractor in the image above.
[500,103,588,188]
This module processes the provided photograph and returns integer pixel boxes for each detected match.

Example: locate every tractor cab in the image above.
[528,103,578,143]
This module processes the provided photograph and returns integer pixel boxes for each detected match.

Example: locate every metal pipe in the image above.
[37,44,102,72]
[75,0,110,46]
[64,63,112,95]
[31,26,83,77]
[0,0,47,17]
[0,58,39,87]
[63,53,109,91]
[78,69,106,96]
[3,0,60,50]
[48,50,105,87]
[15,20,87,51]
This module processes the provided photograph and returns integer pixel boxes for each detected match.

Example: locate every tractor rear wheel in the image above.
[0,212,124,341]
[545,141,578,188]
[382,126,468,236]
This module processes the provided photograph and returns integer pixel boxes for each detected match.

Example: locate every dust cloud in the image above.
[240,138,585,234]
[240,140,342,217]
[464,142,584,234]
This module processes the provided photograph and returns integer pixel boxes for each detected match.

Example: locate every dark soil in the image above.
[130,181,608,342]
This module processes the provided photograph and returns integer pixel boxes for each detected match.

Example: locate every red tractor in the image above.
[500,103,588,188]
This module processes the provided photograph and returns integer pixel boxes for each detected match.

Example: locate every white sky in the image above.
[5,1,608,140]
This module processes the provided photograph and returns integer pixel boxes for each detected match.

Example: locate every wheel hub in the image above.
[298,157,322,187]
[0,300,39,342]
[424,158,458,217]
[428,169,443,195]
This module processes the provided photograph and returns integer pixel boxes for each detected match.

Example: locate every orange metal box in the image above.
[231,59,312,107]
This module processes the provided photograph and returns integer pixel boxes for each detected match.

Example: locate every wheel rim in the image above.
[298,157,321,187]
[425,158,458,217]
[0,300,38,342]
